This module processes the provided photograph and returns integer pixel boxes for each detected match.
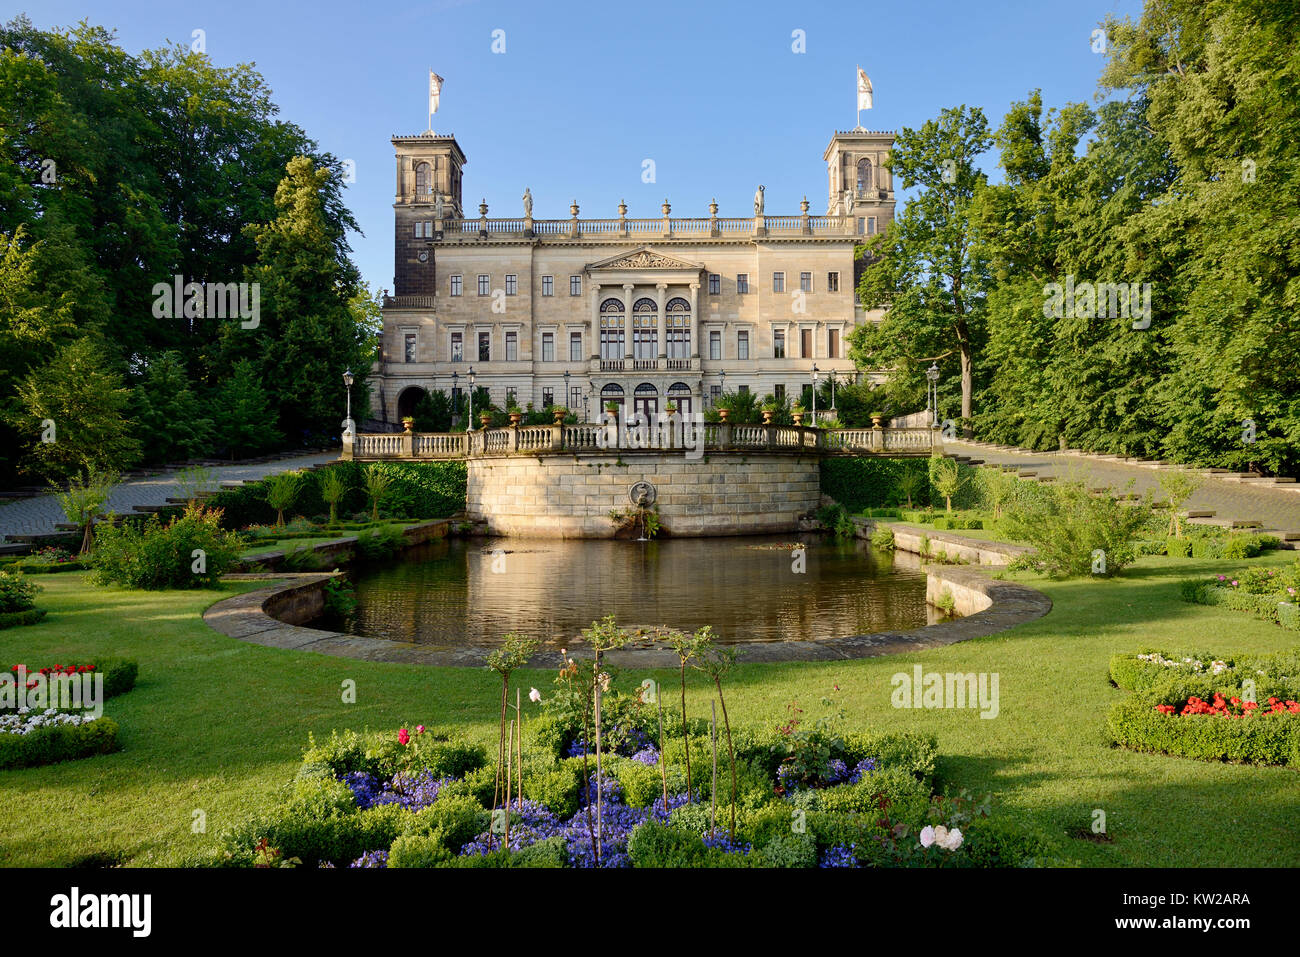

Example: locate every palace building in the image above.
[366,125,895,427]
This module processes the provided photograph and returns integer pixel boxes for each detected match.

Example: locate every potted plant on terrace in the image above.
[551,405,569,425]
[791,403,806,426]
[507,401,524,426]
[479,411,493,428]
[401,415,415,433]
[761,399,779,425]
[870,411,886,428]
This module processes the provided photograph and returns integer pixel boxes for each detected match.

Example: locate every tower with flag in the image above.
[856,67,873,128]
[428,70,444,132]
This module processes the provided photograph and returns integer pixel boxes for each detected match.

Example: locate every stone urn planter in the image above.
[870,413,885,428]
[791,411,804,426]
[401,416,415,433]
[479,413,493,428]
[508,411,524,426]
[717,408,730,422]
[761,409,775,424]
[552,407,568,425]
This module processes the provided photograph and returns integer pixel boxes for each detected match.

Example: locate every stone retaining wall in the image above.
[853,517,1032,566]
[467,452,821,538]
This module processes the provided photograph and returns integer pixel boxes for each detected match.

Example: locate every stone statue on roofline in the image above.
[522,187,533,218]
[754,184,765,216]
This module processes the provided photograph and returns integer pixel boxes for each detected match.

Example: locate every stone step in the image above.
[1188,516,1263,529]
[1185,509,1216,518]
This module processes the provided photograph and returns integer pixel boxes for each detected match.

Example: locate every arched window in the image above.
[667,381,693,415]
[600,382,625,410]
[600,298,625,360]
[665,297,691,359]
[633,382,659,420]
[415,162,432,198]
[856,158,873,192]
[632,298,658,360]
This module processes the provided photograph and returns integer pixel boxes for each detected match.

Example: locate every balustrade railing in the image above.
[343,424,937,460]
[421,215,854,241]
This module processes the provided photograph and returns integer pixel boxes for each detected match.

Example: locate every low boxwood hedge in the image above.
[0,715,120,770]
[1107,647,1300,766]
[0,609,47,630]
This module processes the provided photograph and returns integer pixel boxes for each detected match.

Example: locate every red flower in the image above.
[397,728,410,746]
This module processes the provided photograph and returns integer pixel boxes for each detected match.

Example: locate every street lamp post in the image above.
[811,364,820,426]
[926,363,940,427]
[563,369,570,414]
[468,366,477,429]
[341,369,355,436]
[829,370,837,414]
[718,369,726,408]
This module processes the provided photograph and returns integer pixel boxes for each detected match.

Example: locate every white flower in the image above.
[529,687,541,703]
[919,825,963,851]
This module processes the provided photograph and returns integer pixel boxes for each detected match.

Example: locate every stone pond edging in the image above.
[232,519,450,571]
[203,532,1052,669]
[852,517,1032,566]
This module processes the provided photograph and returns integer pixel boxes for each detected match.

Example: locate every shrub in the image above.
[387,830,455,868]
[523,763,583,819]
[869,525,896,550]
[0,609,47,630]
[91,505,243,589]
[752,830,817,868]
[627,820,750,868]
[355,524,406,562]
[0,715,120,769]
[1166,537,1192,558]
[1107,695,1300,766]
[403,795,486,852]
[1002,480,1150,577]
[264,471,305,527]
[0,570,40,613]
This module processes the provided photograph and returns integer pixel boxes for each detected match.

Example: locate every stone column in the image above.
[688,281,700,361]
[590,282,602,364]
[623,283,635,360]
[655,282,667,360]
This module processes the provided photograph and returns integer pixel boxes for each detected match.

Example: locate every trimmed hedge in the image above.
[3,657,138,702]
[0,609,47,630]
[0,716,120,769]
[209,462,467,529]
[1107,648,1300,765]
[820,458,935,512]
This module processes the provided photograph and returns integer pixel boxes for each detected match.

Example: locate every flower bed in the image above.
[0,711,120,770]
[3,658,139,706]
[201,705,1057,869]
[1107,647,1300,766]
[1180,562,1300,631]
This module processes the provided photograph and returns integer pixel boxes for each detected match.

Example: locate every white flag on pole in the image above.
[429,71,444,115]
[857,68,873,111]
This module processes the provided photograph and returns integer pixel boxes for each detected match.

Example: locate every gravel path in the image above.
[945,440,1300,535]
[0,452,339,540]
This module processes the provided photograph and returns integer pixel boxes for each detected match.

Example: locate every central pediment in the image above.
[587,247,706,271]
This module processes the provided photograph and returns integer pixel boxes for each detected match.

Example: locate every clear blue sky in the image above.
[11,0,1142,293]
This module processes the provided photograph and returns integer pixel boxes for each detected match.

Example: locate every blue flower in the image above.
[819,844,857,868]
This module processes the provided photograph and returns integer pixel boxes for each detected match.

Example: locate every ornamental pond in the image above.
[313,534,940,648]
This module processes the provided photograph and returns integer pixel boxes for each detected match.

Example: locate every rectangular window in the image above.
[450,275,462,297]
[709,330,722,361]
[737,330,749,360]
[570,387,582,411]
[736,273,749,294]
[542,276,554,297]
[570,275,582,296]
[570,332,583,361]
[828,328,840,359]
[542,388,554,407]
[773,329,786,359]
[708,273,720,295]
[827,271,839,292]
[450,332,463,362]
[542,332,555,362]
[414,222,424,238]
[505,331,518,362]
[506,387,517,407]
[868,216,877,234]
[710,385,721,406]
[858,217,865,234]
[477,274,490,296]
[801,328,813,358]
[773,272,785,293]
[774,384,786,402]
[478,331,490,362]
[738,384,749,395]
[800,272,812,293]
[404,333,417,363]
[505,274,517,296]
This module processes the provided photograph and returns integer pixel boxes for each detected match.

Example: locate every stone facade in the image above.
[466,452,821,538]
[368,125,896,427]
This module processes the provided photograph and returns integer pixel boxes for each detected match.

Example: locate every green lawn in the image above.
[0,553,1296,867]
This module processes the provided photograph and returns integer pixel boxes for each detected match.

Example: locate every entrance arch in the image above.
[667,381,693,415]
[396,386,427,421]
[600,382,625,412]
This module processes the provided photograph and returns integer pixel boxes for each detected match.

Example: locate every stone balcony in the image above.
[405,212,862,244]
